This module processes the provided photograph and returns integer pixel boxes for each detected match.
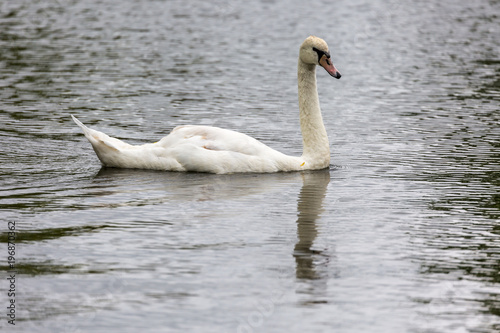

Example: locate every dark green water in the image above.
[1,0,499,332]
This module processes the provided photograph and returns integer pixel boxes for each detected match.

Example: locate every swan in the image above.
[72,36,341,174]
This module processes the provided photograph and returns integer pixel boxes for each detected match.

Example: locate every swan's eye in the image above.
[312,47,331,64]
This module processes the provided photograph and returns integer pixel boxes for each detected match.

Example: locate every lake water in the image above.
[1,0,499,332]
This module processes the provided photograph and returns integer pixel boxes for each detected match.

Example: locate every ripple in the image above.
[1,0,499,332]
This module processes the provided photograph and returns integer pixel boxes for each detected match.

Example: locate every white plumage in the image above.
[72,36,341,174]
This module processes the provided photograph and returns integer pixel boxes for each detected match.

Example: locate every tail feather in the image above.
[71,115,130,156]
[71,114,105,141]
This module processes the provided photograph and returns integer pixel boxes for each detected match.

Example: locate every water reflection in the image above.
[294,170,330,281]
[92,166,307,203]
[94,167,336,305]
[2,0,500,331]
[291,170,334,307]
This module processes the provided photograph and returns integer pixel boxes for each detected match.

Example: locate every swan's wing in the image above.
[161,125,278,157]
[152,125,299,173]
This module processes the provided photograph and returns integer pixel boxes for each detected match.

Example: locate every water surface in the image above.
[1,0,499,332]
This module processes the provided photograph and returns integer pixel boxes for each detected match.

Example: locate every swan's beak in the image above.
[319,55,341,79]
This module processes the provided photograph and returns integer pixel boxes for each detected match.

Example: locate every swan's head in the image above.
[299,36,341,79]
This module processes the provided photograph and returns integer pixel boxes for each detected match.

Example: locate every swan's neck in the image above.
[297,59,330,168]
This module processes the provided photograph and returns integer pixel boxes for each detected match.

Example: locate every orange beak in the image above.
[319,55,341,79]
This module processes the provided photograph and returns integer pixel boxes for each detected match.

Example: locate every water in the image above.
[1,0,499,332]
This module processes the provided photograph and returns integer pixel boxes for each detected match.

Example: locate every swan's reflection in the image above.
[92,167,307,203]
[93,167,333,288]
[294,169,331,283]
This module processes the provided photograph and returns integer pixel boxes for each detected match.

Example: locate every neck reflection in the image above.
[294,169,331,280]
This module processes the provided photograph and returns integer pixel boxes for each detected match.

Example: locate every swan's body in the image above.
[72,36,341,174]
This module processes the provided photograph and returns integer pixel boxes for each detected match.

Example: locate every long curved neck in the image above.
[297,59,330,168]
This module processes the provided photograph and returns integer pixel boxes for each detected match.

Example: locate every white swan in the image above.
[72,36,341,174]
